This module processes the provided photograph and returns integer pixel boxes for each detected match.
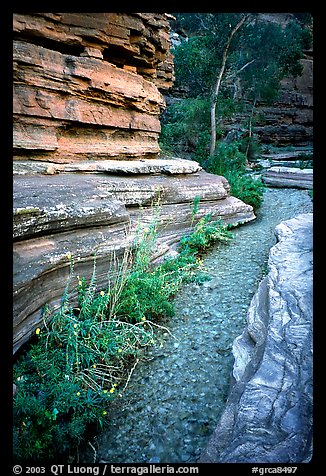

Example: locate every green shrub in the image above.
[224,170,265,211]
[179,214,232,256]
[13,256,158,461]
[207,140,265,210]
[208,140,247,176]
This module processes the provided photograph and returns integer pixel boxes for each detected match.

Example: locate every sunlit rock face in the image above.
[200,213,313,463]
[13,12,174,162]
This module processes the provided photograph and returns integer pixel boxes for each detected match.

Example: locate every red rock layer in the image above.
[13,13,175,162]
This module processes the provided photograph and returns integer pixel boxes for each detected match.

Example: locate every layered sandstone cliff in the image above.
[254,53,313,147]
[13,12,174,162]
[13,13,256,353]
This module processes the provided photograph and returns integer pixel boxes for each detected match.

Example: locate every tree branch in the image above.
[225,59,256,81]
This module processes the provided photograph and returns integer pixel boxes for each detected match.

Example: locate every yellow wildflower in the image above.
[78,280,82,286]
[103,411,107,416]
[103,390,108,394]
[76,392,81,396]
[143,227,150,233]
[117,348,122,353]
[73,323,78,328]
[66,252,72,260]
[109,387,115,393]
[100,291,105,297]
[93,364,96,369]
[141,316,146,322]
[35,328,41,335]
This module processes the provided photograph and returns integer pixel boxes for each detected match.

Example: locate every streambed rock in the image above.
[262,166,313,189]
[200,213,313,463]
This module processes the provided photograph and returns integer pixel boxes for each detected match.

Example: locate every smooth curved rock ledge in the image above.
[13,158,202,177]
[13,169,255,353]
[200,213,313,463]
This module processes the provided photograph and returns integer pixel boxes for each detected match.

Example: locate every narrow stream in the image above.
[83,187,312,464]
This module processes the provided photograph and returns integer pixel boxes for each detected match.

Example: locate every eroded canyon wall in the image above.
[254,52,313,147]
[13,12,174,162]
[13,13,256,353]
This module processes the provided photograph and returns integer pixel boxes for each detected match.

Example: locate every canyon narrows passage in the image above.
[82,187,312,464]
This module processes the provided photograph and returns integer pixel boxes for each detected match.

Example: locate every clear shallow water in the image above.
[82,188,313,464]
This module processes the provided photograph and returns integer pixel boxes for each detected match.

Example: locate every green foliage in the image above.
[13,205,233,462]
[167,13,312,152]
[179,214,232,256]
[172,13,311,107]
[172,35,217,97]
[159,98,210,155]
[297,152,313,169]
[224,170,265,211]
[193,130,211,165]
[207,140,265,210]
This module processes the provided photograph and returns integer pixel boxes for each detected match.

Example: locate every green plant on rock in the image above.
[207,140,265,211]
[179,214,232,256]
[13,250,167,462]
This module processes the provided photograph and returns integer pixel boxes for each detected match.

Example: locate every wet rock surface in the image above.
[81,188,312,464]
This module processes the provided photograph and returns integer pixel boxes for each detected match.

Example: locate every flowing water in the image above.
[82,188,313,464]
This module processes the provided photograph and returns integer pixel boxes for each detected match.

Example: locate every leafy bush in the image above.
[13,254,159,461]
[13,206,233,462]
[159,98,210,156]
[179,214,232,256]
[224,170,265,211]
[207,140,265,210]
[208,140,247,175]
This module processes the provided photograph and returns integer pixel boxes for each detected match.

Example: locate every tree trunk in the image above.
[209,15,248,157]
[245,97,257,160]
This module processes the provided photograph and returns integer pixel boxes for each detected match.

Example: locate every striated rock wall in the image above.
[254,55,313,146]
[253,14,313,147]
[200,213,313,463]
[13,164,255,353]
[262,166,313,189]
[12,13,256,354]
[13,13,174,162]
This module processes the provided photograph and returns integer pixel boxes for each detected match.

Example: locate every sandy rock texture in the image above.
[13,13,174,162]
